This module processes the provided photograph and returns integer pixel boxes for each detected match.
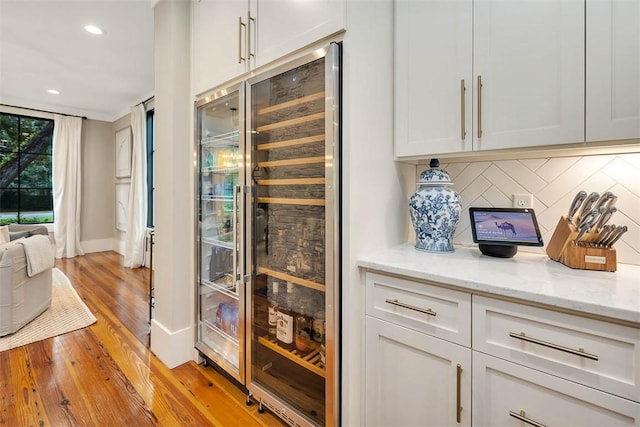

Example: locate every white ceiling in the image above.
[0,0,154,122]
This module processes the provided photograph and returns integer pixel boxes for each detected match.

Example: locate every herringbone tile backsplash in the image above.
[415,153,640,265]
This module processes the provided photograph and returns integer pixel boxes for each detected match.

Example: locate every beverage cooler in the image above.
[195,43,341,427]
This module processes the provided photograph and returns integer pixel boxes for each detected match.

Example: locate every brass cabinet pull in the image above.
[509,410,546,427]
[460,80,466,140]
[509,331,599,361]
[476,75,482,138]
[238,17,246,63]
[456,364,462,423]
[384,299,436,316]
[248,12,255,59]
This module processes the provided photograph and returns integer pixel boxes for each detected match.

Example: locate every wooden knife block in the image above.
[546,216,617,272]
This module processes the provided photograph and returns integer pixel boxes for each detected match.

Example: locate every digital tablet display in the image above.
[469,207,544,247]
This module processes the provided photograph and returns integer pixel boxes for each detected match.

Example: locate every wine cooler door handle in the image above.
[234,184,242,283]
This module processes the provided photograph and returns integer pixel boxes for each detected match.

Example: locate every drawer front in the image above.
[473,351,640,427]
[365,272,471,346]
[473,295,640,402]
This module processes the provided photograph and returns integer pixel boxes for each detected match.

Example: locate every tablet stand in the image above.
[478,244,518,258]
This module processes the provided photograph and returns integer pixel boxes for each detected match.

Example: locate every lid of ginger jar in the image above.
[417,159,452,186]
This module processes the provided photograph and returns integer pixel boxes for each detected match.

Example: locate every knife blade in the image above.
[567,191,587,225]
[575,192,600,224]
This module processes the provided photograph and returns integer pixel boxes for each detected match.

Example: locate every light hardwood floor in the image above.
[0,251,285,426]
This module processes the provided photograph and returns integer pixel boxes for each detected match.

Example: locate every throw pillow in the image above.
[0,226,9,244]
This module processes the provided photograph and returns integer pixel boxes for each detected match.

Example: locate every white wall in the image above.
[341,1,415,424]
[150,0,195,368]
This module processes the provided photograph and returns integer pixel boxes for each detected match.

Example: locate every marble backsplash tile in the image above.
[414,153,640,265]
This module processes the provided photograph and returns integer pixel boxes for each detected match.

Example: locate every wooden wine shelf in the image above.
[258,92,325,115]
[256,112,325,132]
[256,178,325,186]
[257,197,325,206]
[258,156,324,168]
[257,267,325,292]
[257,134,325,151]
[258,336,325,378]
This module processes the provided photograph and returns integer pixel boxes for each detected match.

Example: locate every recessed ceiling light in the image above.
[47,89,60,95]
[84,25,103,35]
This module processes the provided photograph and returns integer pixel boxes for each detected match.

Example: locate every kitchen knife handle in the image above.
[460,80,466,141]
[477,75,482,139]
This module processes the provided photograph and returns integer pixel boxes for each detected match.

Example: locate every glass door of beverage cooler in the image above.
[195,84,245,382]
[247,44,340,427]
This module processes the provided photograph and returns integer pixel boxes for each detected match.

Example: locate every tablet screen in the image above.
[469,207,543,246]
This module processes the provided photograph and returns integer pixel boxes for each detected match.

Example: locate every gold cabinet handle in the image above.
[385,299,436,316]
[248,12,255,59]
[509,332,599,361]
[476,75,482,138]
[456,364,462,423]
[460,80,466,140]
[238,17,246,63]
[509,410,546,427]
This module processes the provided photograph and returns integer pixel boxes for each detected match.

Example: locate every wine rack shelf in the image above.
[257,156,325,168]
[256,178,325,186]
[258,336,325,378]
[258,92,325,115]
[257,197,325,206]
[257,267,325,292]
[256,112,325,132]
[257,134,324,151]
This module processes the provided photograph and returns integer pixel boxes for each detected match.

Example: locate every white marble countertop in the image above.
[358,243,640,325]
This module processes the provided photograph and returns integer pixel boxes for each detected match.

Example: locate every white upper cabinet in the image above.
[394,0,473,157]
[250,0,345,69]
[395,0,585,157]
[586,0,640,141]
[192,0,345,96]
[473,0,584,151]
[193,0,249,96]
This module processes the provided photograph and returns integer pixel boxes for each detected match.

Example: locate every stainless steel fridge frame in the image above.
[244,42,340,427]
[194,42,340,427]
[194,82,247,384]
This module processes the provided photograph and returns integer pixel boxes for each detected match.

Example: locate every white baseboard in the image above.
[150,318,196,368]
[81,238,119,254]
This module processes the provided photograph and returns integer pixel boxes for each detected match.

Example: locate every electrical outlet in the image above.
[513,194,534,208]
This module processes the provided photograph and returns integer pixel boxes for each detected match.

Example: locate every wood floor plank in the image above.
[0,251,286,427]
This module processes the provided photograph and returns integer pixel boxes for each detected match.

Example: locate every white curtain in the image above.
[52,114,84,258]
[124,104,148,268]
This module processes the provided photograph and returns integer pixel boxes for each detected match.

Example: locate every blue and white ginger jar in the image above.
[409,159,462,253]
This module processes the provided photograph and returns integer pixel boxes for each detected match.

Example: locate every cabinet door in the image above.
[395,0,473,157]
[473,0,584,150]
[473,352,640,426]
[192,0,248,95]
[250,0,345,69]
[365,316,471,427]
[587,0,640,141]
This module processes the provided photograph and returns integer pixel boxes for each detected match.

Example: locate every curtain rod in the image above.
[0,103,87,119]
[138,96,154,106]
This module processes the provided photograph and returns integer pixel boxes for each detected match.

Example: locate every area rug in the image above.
[0,268,97,352]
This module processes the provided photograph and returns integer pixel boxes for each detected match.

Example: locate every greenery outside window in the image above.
[0,113,54,225]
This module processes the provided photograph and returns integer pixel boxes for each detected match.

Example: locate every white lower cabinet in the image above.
[363,271,640,426]
[473,351,640,426]
[365,316,471,427]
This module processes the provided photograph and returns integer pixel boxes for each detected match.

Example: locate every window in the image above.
[146,108,155,228]
[0,113,54,225]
